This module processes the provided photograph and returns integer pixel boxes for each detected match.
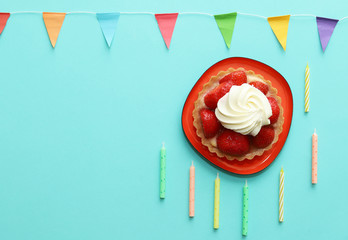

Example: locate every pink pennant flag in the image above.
[0,13,10,35]
[155,13,179,49]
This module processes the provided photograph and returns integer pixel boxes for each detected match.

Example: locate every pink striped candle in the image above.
[312,129,318,184]
[189,162,195,217]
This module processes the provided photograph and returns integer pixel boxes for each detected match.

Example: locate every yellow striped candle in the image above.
[214,173,220,229]
[279,167,284,222]
[305,63,310,112]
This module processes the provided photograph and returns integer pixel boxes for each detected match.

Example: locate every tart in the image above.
[192,68,284,161]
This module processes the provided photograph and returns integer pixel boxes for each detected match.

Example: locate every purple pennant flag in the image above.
[316,17,339,52]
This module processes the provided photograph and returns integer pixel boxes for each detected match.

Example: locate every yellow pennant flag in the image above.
[43,12,66,48]
[267,15,290,51]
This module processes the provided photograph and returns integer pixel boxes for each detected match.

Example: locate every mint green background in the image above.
[0,0,346,239]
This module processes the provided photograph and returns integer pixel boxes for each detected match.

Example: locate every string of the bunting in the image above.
[0,11,345,51]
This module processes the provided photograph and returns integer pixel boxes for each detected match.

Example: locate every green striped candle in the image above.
[242,180,249,236]
[160,142,166,199]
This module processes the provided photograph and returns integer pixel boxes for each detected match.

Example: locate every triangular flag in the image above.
[96,13,120,47]
[0,13,10,35]
[316,17,338,52]
[155,13,179,49]
[42,12,66,48]
[214,12,237,48]
[267,15,291,51]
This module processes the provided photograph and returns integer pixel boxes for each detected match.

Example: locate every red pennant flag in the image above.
[155,13,178,49]
[0,13,10,35]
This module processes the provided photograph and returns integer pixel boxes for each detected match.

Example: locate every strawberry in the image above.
[219,71,247,85]
[216,129,250,156]
[267,97,280,124]
[204,81,233,109]
[219,73,233,83]
[249,81,269,95]
[199,109,220,138]
[252,126,275,148]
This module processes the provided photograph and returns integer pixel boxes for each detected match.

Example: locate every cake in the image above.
[192,68,284,161]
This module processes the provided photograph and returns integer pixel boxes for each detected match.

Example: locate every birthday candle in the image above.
[189,161,195,217]
[279,168,284,222]
[305,63,310,112]
[242,180,248,236]
[214,173,220,229]
[312,129,318,184]
[160,142,166,198]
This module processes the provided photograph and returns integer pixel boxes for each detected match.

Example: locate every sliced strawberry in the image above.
[267,97,280,124]
[219,71,247,85]
[217,129,250,156]
[216,81,233,99]
[199,109,220,138]
[249,81,269,95]
[252,126,275,148]
[204,81,233,109]
[219,73,233,83]
[203,92,219,110]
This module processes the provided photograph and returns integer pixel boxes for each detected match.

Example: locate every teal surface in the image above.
[0,0,346,239]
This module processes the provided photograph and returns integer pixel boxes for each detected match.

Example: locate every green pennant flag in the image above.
[214,12,237,48]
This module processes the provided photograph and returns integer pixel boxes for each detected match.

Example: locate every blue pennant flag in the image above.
[96,12,120,47]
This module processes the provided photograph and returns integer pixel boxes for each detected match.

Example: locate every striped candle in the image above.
[160,142,166,199]
[305,63,310,112]
[242,180,248,236]
[189,161,195,217]
[279,168,284,222]
[214,173,220,229]
[312,129,318,184]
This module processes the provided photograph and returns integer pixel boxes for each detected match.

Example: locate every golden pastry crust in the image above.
[192,68,284,161]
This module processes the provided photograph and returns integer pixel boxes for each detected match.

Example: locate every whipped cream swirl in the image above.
[215,83,272,136]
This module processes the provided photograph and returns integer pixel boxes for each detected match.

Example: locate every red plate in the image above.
[182,57,293,175]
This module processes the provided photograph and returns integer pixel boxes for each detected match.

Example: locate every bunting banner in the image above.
[96,12,120,47]
[43,12,66,48]
[155,13,178,49]
[267,15,291,51]
[214,13,237,49]
[316,17,338,52]
[0,11,346,52]
[0,13,10,35]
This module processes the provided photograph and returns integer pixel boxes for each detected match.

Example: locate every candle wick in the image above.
[314,128,316,134]
[245,179,247,186]
[217,172,219,178]
[191,161,193,166]
[162,142,165,148]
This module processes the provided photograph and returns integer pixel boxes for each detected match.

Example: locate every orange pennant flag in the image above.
[267,15,290,51]
[43,12,66,48]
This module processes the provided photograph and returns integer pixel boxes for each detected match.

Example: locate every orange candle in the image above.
[189,161,195,217]
[312,129,318,184]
